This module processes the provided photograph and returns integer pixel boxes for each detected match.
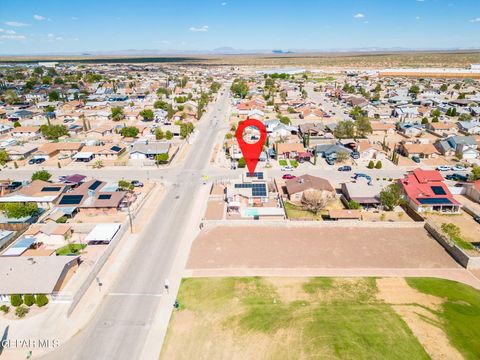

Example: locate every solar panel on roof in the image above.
[246,172,264,179]
[88,180,102,191]
[431,186,446,195]
[98,194,112,200]
[59,195,84,205]
[234,183,267,197]
[41,186,62,192]
[111,146,122,152]
[417,197,453,205]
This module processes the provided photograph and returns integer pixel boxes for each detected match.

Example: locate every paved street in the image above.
[41,88,231,360]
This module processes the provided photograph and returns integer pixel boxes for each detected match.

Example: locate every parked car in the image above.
[281,166,293,171]
[350,151,360,159]
[436,165,451,171]
[282,174,296,180]
[474,215,480,224]
[451,165,466,171]
[338,166,352,172]
[445,173,468,182]
[28,158,46,165]
[412,156,421,163]
[325,157,335,165]
[131,180,144,187]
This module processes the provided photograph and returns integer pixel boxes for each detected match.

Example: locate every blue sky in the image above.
[1,0,480,55]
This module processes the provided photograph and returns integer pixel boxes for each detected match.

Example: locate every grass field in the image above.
[158,277,480,360]
[55,243,86,256]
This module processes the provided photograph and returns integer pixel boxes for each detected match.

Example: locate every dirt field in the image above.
[425,210,480,244]
[160,276,480,360]
[187,226,459,270]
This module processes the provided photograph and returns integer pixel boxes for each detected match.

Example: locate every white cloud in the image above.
[47,33,63,41]
[189,25,209,32]
[5,21,28,27]
[353,13,365,19]
[33,14,45,21]
[0,34,26,40]
[470,18,480,23]
[221,2,227,5]
[0,28,16,34]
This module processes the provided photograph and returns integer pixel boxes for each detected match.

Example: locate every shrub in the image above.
[24,294,35,307]
[15,305,29,318]
[0,305,9,314]
[35,294,49,307]
[32,170,51,181]
[56,216,67,223]
[237,157,246,168]
[10,294,23,307]
[375,161,382,169]
[367,160,375,169]
[348,200,361,209]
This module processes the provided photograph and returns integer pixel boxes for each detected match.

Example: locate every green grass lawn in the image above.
[406,278,480,360]
[289,159,298,168]
[284,201,323,220]
[278,159,288,166]
[162,277,431,360]
[55,243,86,256]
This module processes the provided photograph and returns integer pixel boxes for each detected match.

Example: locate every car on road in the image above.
[412,156,421,163]
[452,165,466,171]
[445,173,469,182]
[282,174,296,180]
[338,166,352,172]
[281,166,293,171]
[28,158,46,165]
[350,151,360,159]
[436,165,451,171]
[131,180,144,187]
[474,215,480,224]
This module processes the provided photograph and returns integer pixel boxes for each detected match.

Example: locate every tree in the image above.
[165,130,173,140]
[154,100,168,110]
[155,128,165,140]
[155,153,169,164]
[237,157,246,168]
[409,85,420,95]
[0,203,38,218]
[348,200,361,210]
[15,305,29,318]
[379,183,402,211]
[48,91,60,101]
[368,160,375,169]
[32,170,51,181]
[471,166,480,181]
[459,113,472,122]
[44,105,55,113]
[10,294,23,307]
[336,151,349,164]
[279,116,291,125]
[120,126,139,138]
[40,124,68,140]
[355,116,372,137]
[156,87,170,97]
[334,121,355,139]
[0,305,9,314]
[35,294,49,307]
[210,81,221,93]
[139,109,154,121]
[42,76,52,85]
[421,117,429,125]
[349,106,367,120]
[4,89,19,104]
[118,180,134,191]
[33,67,44,76]
[23,294,35,307]
[375,160,382,169]
[180,122,194,138]
[440,84,448,92]
[0,150,9,165]
[111,107,124,121]
[301,190,332,215]
[230,79,248,98]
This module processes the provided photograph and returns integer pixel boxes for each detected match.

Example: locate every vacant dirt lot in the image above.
[187,226,458,270]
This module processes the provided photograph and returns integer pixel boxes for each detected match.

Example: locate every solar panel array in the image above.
[41,186,62,192]
[98,194,112,200]
[234,183,267,197]
[111,146,122,152]
[59,195,84,205]
[88,180,102,191]
[430,186,446,195]
[246,172,264,180]
[417,197,452,205]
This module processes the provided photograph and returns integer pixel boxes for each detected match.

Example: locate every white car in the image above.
[436,165,451,171]
[452,165,466,171]
[281,166,293,171]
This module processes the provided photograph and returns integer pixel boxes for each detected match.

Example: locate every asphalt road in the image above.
[41,88,231,360]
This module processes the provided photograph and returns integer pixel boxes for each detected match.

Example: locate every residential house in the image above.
[397,123,423,138]
[399,142,440,159]
[129,141,170,160]
[34,142,84,159]
[427,122,458,137]
[399,168,460,213]
[11,126,41,139]
[458,121,480,135]
[7,145,38,160]
[436,136,478,159]
[274,142,305,159]
[284,174,335,203]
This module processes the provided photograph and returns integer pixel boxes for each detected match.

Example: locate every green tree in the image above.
[368,160,375,169]
[210,81,221,93]
[155,153,169,164]
[15,305,29,318]
[375,160,382,169]
[165,130,173,140]
[35,294,49,307]
[111,107,124,121]
[230,79,249,98]
[10,294,23,307]
[348,200,361,209]
[180,122,194,138]
[31,170,51,181]
[379,183,402,211]
[459,113,472,122]
[237,157,246,168]
[431,109,441,118]
[355,116,372,137]
[471,166,480,181]
[0,203,39,218]
[279,116,291,125]
[409,85,420,95]
[120,126,139,138]
[334,121,355,139]
[139,109,154,121]
[155,128,165,140]
[40,124,69,139]
[421,117,429,125]
[4,89,19,104]
[0,150,9,165]
[154,100,168,110]
[118,180,134,191]
[42,76,52,85]
[23,294,35,307]
[440,84,448,92]
[33,67,44,76]
[156,87,170,96]
[48,91,60,101]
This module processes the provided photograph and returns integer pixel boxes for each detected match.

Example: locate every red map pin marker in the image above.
[235,118,267,176]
